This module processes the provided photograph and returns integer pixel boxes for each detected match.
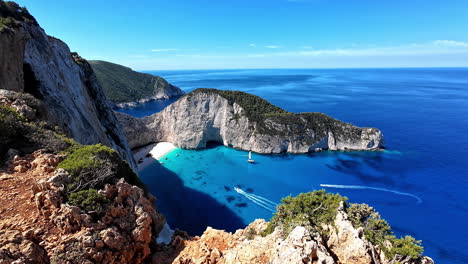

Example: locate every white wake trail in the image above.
[320,184,422,203]
[248,193,278,207]
[243,193,277,211]
[234,187,278,212]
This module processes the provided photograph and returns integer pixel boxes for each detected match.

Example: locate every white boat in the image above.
[247,151,255,163]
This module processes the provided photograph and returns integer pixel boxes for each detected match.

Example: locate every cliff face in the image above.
[89,60,185,108]
[154,204,433,264]
[0,14,136,168]
[118,89,384,153]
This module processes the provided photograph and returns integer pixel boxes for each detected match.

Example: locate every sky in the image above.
[15,0,468,70]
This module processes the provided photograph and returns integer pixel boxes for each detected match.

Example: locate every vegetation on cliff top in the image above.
[58,143,144,193]
[263,190,424,261]
[89,60,176,104]
[0,1,37,31]
[0,104,75,165]
[188,88,365,139]
[68,189,110,213]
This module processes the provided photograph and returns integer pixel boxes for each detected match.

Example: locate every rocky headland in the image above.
[89,60,185,108]
[117,88,384,153]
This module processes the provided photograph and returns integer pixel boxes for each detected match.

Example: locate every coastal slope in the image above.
[89,60,184,107]
[0,3,136,168]
[117,88,384,153]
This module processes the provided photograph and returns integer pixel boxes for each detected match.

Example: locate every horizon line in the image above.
[137,66,468,72]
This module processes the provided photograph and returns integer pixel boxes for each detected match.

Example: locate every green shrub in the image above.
[58,143,144,193]
[246,228,257,240]
[390,236,424,260]
[262,190,347,236]
[68,189,109,212]
[347,203,424,260]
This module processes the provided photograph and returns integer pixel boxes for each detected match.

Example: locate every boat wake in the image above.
[320,184,422,203]
[234,187,277,212]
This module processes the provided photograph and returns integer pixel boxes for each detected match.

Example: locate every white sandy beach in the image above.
[133,142,177,171]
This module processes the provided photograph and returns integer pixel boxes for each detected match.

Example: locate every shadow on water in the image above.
[140,162,245,236]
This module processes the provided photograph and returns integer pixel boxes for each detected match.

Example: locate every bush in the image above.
[58,144,144,193]
[262,190,347,236]
[246,228,257,240]
[68,189,109,213]
[347,203,424,260]
[0,105,74,165]
[390,236,424,260]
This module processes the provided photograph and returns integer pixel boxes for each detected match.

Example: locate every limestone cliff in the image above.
[89,60,185,108]
[154,204,433,264]
[117,88,384,153]
[0,4,135,168]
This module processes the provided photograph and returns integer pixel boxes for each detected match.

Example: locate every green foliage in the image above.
[58,144,114,176]
[0,104,73,165]
[347,203,424,260]
[390,236,424,260]
[68,189,109,212]
[262,190,347,236]
[58,143,144,192]
[246,228,257,240]
[89,60,174,103]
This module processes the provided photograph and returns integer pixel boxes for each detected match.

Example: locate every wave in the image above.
[320,184,422,203]
[234,187,277,212]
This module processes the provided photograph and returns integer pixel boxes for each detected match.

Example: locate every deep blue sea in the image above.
[118,68,468,264]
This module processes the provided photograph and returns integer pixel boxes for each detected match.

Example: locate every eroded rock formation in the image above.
[153,206,433,264]
[118,89,384,153]
[0,151,165,263]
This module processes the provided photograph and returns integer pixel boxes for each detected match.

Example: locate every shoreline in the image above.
[133,142,177,171]
[113,95,183,109]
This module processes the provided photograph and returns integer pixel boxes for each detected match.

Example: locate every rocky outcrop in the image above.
[89,60,185,108]
[117,89,384,153]
[114,80,184,109]
[0,151,165,263]
[0,7,136,169]
[153,208,433,264]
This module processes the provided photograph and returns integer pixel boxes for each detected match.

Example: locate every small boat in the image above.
[247,151,255,163]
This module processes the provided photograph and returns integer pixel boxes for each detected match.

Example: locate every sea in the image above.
[117,68,468,264]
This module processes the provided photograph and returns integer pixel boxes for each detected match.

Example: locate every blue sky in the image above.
[16,0,468,70]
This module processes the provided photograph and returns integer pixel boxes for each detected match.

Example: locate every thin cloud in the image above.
[433,40,468,47]
[151,48,178,52]
[249,43,256,47]
[247,40,468,57]
[265,45,282,49]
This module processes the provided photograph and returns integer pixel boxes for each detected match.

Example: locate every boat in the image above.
[247,151,255,163]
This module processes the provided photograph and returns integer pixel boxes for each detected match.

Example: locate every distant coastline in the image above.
[113,95,183,109]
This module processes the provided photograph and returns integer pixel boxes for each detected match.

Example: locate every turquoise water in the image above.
[132,68,468,264]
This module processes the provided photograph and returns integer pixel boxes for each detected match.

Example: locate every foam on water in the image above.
[320,184,423,203]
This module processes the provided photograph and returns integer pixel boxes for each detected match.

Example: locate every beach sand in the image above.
[133,142,176,171]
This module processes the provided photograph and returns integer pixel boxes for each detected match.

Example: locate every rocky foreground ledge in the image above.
[117,88,384,153]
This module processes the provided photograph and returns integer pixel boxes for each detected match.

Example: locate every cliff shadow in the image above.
[139,162,246,236]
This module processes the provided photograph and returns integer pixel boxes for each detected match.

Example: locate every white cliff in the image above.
[117,88,384,153]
